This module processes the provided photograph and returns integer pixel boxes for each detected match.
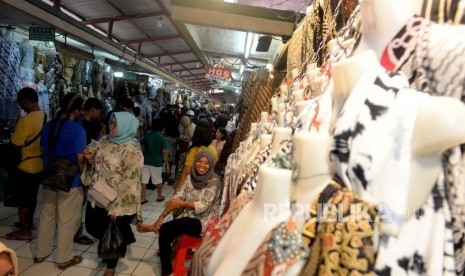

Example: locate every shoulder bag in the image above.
[41,119,79,192]
[87,155,118,209]
[7,113,47,170]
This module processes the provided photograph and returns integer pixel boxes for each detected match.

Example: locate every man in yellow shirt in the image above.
[5,88,46,240]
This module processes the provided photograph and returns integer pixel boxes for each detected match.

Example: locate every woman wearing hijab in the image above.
[137,150,222,276]
[83,111,143,276]
[35,92,86,270]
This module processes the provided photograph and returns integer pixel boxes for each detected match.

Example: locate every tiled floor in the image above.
[0,184,175,276]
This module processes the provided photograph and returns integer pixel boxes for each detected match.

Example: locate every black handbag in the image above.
[41,156,79,192]
[41,118,79,192]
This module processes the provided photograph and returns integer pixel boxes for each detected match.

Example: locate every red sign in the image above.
[205,66,232,82]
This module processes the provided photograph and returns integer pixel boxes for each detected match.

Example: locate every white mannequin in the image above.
[279,84,289,102]
[331,49,465,214]
[271,97,278,114]
[266,127,292,163]
[260,134,272,150]
[260,111,269,123]
[250,122,257,135]
[207,164,293,276]
[354,0,423,58]
[292,132,334,229]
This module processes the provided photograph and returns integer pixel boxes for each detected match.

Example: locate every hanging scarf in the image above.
[190,150,218,189]
[108,111,140,148]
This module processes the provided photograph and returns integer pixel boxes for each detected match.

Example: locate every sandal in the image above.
[5,230,32,241]
[73,235,94,245]
[57,255,83,270]
[34,255,50,263]
[156,196,165,202]
[141,199,148,205]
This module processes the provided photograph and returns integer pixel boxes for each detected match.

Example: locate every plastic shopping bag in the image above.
[97,220,126,259]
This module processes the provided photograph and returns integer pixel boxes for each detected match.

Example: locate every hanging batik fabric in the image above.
[330,65,455,275]
[381,16,465,274]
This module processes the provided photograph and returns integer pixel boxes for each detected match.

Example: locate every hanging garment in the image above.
[37,83,50,117]
[191,192,309,276]
[420,0,465,24]
[232,69,284,153]
[330,65,455,275]
[299,181,379,276]
[380,16,465,274]
[237,144,272,194]
[0,30,21,102]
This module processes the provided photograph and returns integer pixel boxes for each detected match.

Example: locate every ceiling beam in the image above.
[160,59,199,66]
[1,0,215,101]
[82,11,165,25]
[146,50,193,58]
[171,0,296,36]
[53,0,61,9]
[118,35,181,45]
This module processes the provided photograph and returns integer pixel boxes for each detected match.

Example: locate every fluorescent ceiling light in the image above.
[114,72,123,78]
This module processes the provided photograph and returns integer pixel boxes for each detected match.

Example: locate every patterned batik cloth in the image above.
[0,31,21,102]
[191,192,309,276]
[238,144,272,194]
[37,83,50,117]
[381,16,465,274]
[300,181,379,276]
[330,65,455,275]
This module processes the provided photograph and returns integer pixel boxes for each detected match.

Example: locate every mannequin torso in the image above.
[331,49,465,215]
[207,164,292,276]
[292,132,334,229]
[266,127,292,164]
[354,0,423,58]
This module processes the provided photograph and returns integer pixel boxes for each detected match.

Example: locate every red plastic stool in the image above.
[172,235,202,276]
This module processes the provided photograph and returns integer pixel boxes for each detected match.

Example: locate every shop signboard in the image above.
[29,27,55,41]
[205,66,232,82]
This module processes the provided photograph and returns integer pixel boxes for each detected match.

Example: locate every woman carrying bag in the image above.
[83,111,143,276]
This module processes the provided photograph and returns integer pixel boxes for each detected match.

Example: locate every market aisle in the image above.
[0,185,174,276]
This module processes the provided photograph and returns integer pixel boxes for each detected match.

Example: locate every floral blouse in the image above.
[89,138,143,222]
[173,175,222,235]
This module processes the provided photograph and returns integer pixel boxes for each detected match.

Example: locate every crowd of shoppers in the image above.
[3,87,233,274]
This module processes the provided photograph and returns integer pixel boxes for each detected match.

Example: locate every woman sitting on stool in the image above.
[137,150,222,276]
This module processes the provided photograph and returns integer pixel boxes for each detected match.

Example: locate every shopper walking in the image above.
[141,118,170,203]
[211,128,227,156]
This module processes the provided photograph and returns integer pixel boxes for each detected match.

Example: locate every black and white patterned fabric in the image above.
[330,64,455,275]
[238,144,272,193]
[381,16,465,274]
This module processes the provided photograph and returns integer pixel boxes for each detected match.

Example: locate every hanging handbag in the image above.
[87,156,118,208]
[41,119,79,192]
